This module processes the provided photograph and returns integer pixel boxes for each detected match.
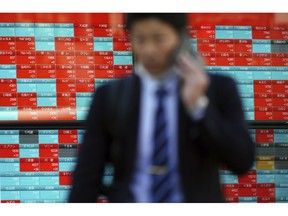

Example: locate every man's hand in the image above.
[176,51,210,111]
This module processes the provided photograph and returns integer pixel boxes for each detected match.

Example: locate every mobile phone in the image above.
[172,32,204,68]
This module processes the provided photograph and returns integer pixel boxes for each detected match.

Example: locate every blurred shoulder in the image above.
[207,73,236,87]
[93,75,139,97]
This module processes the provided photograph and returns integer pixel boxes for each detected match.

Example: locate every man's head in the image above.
[126,13,188,77]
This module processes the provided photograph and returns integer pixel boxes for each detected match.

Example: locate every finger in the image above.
[175,66,186,80]
[177,52,198,70]
[179,53,205,77]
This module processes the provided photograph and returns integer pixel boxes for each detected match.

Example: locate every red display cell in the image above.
[94,24,113,28]
[252,27,271,39]
[75,37,93,50]
[18,107,38,120]
[222,185,239,197]
[254,83,272,93]
[36,51,55,64]
[56,64,75,79]
[58,107,77,120]
[272,81,288,93]
[15,37,35,50]
[114,65,133,78]
[238,184,257,197]
[56,51,75,64]
[274,111,288,120]
[0,51,16,64]
[273,93,288,98]
[113,65,132,70]
[113,41,132,51]
[215,40,234,52]
[56,79,76,93]
[273,98,288,107]
[94,51,113,56]
[55,37,75,42]
[238,174,257,183]
[20,158,40,172]
[258,183,275,188]
[114,70,132,78]
[16,52,35,65]
[75,65,94,78]
[56,56,75,65]
[57,92,76,107]
[203,58,217,66]
[234,53,253,66]
[271,54,288,66]
[1,200,21,203]
[93,28,113,37]
[0,37,16,50]
[39,158,59,172]
[196,26,215,39]
[234,39,252,50]
[197,39,216,52]
[273,107,288,112]
[0,79,17,92]
[253,53,271,66]
[56,51,74,56]
[55,37,75,50]
[39,144,59,158]
[38,107,58,121]
[59,172,73,185]
[74,24,93,37]
[0,144,19,158]
[223,188,239,197]
[254,111,273,120]
[254,93,272,98]
[37,70,56,78]
[75,51,94,64]
[255,134,274,143]
[76,79,95,92]
[270,29,288,40]
[257,197,276,203]
[257,188,275,197]
[256,129,273,134]
[94,56,113,65]
[95,69,114,78]
[59,130,78,144]
[0,93,17,106]
[254,98,273,107]
[254,80,271,85]
[94,51,113,64]
[254,107,273,112]
[17,65,36,78]
[216,53,235,66]
[76,69,95,79]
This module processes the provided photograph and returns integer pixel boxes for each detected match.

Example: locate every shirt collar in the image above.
[134,63,179,96]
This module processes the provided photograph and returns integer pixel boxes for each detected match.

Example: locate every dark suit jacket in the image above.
[69,73,255,203]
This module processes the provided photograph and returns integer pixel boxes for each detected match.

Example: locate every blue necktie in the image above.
[151,87,173,203]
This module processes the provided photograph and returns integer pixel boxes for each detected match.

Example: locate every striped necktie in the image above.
[151,87,173,203]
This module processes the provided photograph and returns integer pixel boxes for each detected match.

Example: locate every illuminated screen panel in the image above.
[0,13,287,203]
[0,14,132,121]
[0,129,287,203]
[0,13,287,120]
[0,129,113,203]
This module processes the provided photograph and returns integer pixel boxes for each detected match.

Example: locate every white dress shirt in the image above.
[130,63,183,202]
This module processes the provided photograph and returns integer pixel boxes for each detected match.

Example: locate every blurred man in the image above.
[69,13,255,203]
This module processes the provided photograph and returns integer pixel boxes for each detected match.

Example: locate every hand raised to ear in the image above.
[176,51,210,110]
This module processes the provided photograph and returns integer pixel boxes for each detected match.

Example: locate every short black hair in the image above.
[126,13,187,34]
